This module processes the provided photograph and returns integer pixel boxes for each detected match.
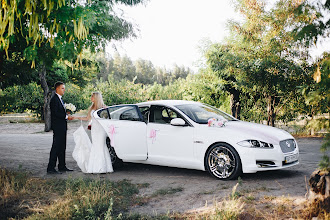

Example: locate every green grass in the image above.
[151,186,184,197]
[0,168,142,219]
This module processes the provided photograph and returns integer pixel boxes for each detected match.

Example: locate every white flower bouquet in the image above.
[65,103,76,114]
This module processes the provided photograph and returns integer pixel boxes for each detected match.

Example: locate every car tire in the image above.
[205,143,242,180]
[106,137,123,169]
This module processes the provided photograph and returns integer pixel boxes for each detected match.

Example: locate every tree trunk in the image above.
[310,106,315,136]
[39,65,52,132]
[267,95,276,127]
[230,89,241,120]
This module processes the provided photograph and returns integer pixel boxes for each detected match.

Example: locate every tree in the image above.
[205,44,243,119]
[111,53,137,81]
[1,0,145,131]
[300,52,330,134]
[134,59,157,84]
[292,0,330,47]
[205,0,312,126]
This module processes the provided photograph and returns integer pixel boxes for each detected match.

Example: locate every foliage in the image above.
[319,133,330,170]
[0,0,144,66]
[0,83,44,117]
[292,0,330,46]
[104,53,192,86]
[204,0,314,125]
[0,51,37,89]
[63,83,90,111]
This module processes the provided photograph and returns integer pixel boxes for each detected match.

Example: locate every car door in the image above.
[95,105,147,161]
[147,105,195,168]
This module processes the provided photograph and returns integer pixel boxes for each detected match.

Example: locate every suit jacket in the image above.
[50,94,67,131]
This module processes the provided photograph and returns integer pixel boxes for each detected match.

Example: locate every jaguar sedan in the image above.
[94,100,299,180]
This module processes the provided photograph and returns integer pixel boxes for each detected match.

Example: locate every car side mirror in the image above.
[170,118,186,126]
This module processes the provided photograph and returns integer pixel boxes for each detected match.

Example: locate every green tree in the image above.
[111,54,137,82]
[205,44,243,119]
[135,59,157,84]
[1,0,145,131]
[205,0,312,126]
[301,53,330,134]
[292,0,330,47]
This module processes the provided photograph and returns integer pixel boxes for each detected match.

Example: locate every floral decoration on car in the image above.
[208,117,227,127]
[65,103,76,114]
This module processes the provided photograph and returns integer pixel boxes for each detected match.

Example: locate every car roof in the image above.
[137,100,201,107]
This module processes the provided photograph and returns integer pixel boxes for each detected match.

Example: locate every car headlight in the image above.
[237,140,274,149]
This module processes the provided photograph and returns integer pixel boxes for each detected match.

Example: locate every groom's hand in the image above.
[68,115,73,120]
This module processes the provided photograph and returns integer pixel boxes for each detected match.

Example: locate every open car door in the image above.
[95,105,147,161]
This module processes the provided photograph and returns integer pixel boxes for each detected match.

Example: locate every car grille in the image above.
[279,139,296,153]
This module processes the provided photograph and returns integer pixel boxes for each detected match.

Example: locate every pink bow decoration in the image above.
[149,129,157,143]
[109,125,116,147]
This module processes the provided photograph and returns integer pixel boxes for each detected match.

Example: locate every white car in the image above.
[95,100,299,180]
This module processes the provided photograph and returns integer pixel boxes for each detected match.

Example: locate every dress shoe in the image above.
[47,169,62,174]
[59,167,73,172]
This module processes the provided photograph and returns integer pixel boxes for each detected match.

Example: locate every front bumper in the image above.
[236,142,299,174]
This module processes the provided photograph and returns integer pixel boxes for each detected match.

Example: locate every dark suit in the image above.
[47,94,68,171]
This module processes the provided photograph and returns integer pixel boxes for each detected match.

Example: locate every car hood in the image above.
[204,120,293,144]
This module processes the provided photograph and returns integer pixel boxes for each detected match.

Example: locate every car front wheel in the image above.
[205,143,242,180]
[106,137,123,168]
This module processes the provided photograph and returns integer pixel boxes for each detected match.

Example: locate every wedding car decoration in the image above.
[94,100,299,180]
[65,103,76,114]
[149,129,157,143]
[207,117,227,127]
[108,125,116,147]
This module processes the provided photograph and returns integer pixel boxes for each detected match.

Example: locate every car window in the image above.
[97,108,109,119]
[108,106,141,121]
[175,104,236,124]
[150,105,182,124]
[139,106,150,123]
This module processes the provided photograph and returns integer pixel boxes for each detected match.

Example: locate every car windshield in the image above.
[175,104,237,124]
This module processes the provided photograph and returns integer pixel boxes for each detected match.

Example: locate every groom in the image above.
[47,82,73,174]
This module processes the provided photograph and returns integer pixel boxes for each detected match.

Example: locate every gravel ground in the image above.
[0,114,326,215]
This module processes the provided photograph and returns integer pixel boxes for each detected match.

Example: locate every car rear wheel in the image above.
[205,143,242,180]
[106,137,123,168]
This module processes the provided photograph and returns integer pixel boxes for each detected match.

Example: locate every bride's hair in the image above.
[87,92,106,120]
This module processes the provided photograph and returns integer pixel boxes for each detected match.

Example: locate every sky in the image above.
[106,0,330,72]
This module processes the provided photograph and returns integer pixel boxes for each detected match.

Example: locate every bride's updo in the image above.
[87,92,106,120]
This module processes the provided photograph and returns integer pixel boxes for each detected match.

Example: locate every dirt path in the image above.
[0,116,326,215]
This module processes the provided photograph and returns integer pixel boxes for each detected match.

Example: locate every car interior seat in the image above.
[154,109,166,124]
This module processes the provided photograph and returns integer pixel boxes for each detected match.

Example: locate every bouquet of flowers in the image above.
[207,117,227,128]
[65,103,76,115]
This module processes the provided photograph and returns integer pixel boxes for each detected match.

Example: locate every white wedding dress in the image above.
[72,110,113,173]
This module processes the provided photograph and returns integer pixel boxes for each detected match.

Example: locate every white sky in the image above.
[107,0,330,72]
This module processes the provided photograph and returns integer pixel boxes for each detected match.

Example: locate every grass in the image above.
[0,167,143,219]
[151,186,184,197]
[1,167,329,219]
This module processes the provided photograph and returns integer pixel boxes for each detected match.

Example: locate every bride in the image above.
[72,92,113,173]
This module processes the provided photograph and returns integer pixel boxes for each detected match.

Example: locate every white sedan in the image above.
[95,100,299,180]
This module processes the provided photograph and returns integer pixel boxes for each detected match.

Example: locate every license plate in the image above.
[285,153,298,163]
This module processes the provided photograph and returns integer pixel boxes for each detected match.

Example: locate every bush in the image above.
[0,83,43,117]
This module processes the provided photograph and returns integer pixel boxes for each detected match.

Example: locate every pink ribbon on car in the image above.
[109,125,116,147]
[149,129,157,144]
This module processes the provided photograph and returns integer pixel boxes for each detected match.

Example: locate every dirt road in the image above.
[0,117,326,215]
